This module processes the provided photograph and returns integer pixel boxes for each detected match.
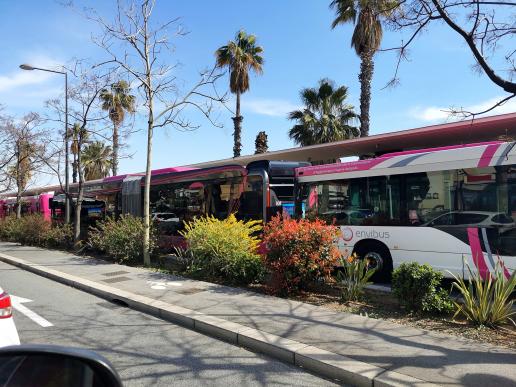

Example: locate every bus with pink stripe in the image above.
[295,141,516,280]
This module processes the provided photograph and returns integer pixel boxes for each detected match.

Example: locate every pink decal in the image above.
[477,143,500,168]
[383,141,502,158]
[296,141,505,178]
[499,259,512,280]
[467,227,490,279]
[296,157,387,177]
[308,188,318,208]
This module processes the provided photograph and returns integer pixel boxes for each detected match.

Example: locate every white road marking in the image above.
[11,295,53,328]
[147,280,183,290]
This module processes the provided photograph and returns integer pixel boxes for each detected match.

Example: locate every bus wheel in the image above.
[355,244,393,282]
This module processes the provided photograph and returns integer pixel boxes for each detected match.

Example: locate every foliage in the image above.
[337,253,376,302]
[215,30,264,96]
[82,141,112,180]
[262,215,342,295]
[180,214,264,285]
[288,79,358,146]
[88,215,156,264]
[45,223,74,249]
[0,216,24,242]
[450,260,516,328]
[330,0,397,137]
[0,215,72,249]
[392,262,453,314]
[254,131,268,154]
[99,80,136,176]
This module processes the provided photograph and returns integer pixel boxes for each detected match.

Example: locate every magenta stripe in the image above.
[477,144,500,168]
[467,227,490,279]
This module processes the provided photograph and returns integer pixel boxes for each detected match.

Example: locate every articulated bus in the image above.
[1,161,307,248]
[295,141,516,280]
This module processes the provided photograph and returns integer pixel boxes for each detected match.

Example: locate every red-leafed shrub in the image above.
[262,214,342,295]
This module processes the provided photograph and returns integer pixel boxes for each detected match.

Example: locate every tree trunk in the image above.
[232,91,243,158]
[112,122,118,176]
[16,189,22,219]
[72,151,77,184]
[358,50,374,138]
[143,107,153,266]
[15,141,22,219]
[74,138,83,250]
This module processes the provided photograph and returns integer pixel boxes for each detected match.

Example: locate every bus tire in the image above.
[354,242,393,283]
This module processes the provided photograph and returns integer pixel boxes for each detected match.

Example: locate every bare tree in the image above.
[0,112,15,193]
[0,113,50,217]
[385,0,515,116]
[89,0,226,264]
[47,65,111,248]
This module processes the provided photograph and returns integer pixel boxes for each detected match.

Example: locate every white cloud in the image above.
[0,55,65,93]
[0,70,53,92]
[410,96,516,123]
[242,98,300,117]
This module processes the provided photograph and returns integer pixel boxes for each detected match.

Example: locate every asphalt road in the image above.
[0,262,339,387]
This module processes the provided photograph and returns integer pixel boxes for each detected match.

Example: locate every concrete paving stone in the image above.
[374,370,438,387]
[158,303,196,329]
[295,345,385,387]
[193,314,248,344]
[237,327,309,364]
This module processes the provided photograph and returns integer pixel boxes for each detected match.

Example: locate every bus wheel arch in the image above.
[352,239,393,282]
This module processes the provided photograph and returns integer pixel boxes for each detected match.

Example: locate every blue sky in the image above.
[0,0,514,181]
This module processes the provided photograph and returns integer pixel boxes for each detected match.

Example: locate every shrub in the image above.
[0,216,23,242]
[262,215,341,295]
[0,215,49,246]
[450,259,515,328]
[45,223,74,249]
[88,215,156,264]
[337,253,376,302]
[0,215,73,249]
[392,262,453,314]
[180,214,264,285]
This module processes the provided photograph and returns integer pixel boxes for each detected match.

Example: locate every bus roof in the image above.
[296,141,516,180]
[186,113,516,168]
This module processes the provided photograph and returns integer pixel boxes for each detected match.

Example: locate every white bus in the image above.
[295,141,516,280]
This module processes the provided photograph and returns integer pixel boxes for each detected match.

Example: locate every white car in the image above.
[152,212,180,223]
[423,211,515,232]
[0,288,20,347]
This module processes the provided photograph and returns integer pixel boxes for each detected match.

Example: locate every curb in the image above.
[0,252,435,387]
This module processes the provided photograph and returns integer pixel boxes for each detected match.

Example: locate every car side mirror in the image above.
[0,344,123,387]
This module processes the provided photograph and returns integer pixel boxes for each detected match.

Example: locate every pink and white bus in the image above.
[295,141,516,280]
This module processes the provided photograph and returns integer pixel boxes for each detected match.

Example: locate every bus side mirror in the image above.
[0,344,123,387]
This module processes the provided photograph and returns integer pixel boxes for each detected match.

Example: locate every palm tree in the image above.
[81,141,112,181]
[330,0,397,137]
[69,123,88,183]
[215,30,264,157]
[99,80,135,176]
[288,79,358,146]
[254,131,268,154]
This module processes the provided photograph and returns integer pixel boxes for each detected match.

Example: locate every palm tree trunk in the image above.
[112,122,118,176]
[72,152,77,184]
[232,91,243,157]
[358,49,374,138]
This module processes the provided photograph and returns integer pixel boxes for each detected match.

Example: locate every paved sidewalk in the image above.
[1,242,515,386]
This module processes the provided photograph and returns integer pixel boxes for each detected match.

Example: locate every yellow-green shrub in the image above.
[180,214,264,285]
